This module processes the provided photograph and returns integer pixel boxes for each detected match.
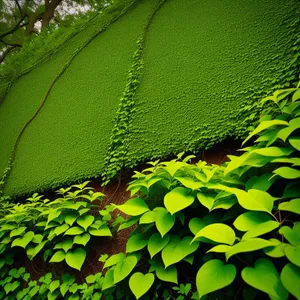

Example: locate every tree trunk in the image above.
[0,45,21,63]
[41,0,63,31]
[24,14,38,37]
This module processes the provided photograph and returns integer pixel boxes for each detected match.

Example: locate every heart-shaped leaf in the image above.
[232,189,274,214]
[126,234,148,253]
[234,211,272,232]
[155,264,177,284]
[114,255,138,284]
[279,199,300,214]
[64,226,85,236]
[73,233,90,246]
[154,208,175,237]
[197,192,215,211]
[76,215,95,231]
[242,258,288,299]
[103,253,126,269]
[10,227,26,238]
[279,226,299,246]
[50,250,66,263]
[284,245,300,267]
[162,236,199,268]
[147,233,170,258]
[196,259,236,299]
[113,198,149,216]
[54,224,70,236]
[54,238,73,252]
[192,223,235,245]
[89,225,112,237]
[65,248,86,271]
[11,231,35,249]
[129,272,154,299]
[242,220,279,240]
[164,187,194,214]
[264,239,287,258]
[280,263,300,299]
[226,238,276,260]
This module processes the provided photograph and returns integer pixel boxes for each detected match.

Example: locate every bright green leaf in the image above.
[242,221,280,240]
[196,259,236,299]
[103,253,126,269]
[129,272,154,299]
[234,211,272,232]
[11,231,35,249]
[126,234,148,253]
[114,255,138,284]
[49,250,66,263]
[273,167,300,179]
[279,199,300,214]
[284,245,300,267]
[77,215,95,231]
[147,233,170,258]
[113,198,149,216]
[64,226,85,236]
[73,233,90,246]
[65,248,86,271]
[280,263,300,299]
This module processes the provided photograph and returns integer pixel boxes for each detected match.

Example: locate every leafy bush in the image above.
[101,84,300,299]
[0,181,114,272]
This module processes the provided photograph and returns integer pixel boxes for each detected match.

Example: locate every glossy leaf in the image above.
[234,211,272,232]
[284,245,300,267]
[193,223,235,245]
[65,248,86,271]
[147,233,170,258]
[279,199,300,214]
[273,167,300,179]
[64,226,85,236]
[76,215,95,231]
[114,255,138,284]
[155,264,177,284]
[164,187,194,214]
[196,259,236,299]
[126,234,148,253]
[197,192,214,211]
[73,233,90,246]
[103,253,126,269]
[241,221,279,240]
[280,263,300,299]
[113,198,149,216]
[242,258,288,300]
[129,272,154,299]
[11,231,35,249]
[49,250,66,263]
[154,208,175,237]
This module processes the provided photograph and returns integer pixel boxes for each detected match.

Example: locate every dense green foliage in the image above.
[0,0,299,197]
[0,0,158,197]
[0,85,299,299]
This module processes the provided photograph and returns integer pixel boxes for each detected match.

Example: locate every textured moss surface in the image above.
[0,0,158,196]
[125,0,300,168]
[0,0,299,196]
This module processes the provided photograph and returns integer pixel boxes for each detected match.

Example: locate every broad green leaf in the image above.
[292,88,300,102]
[103,253,126,269]
[207,245,232,253]
[129,273,154,299]
[226,238,276,260]
[231,188,274,214]
[50,250,66,263]
[114,255,138,284]
[73,233,90,246]
[246,173,275,192]
[280,263,300,299]
[164,187,194,214]
[154,208,175,237]
[242,120,288,145]
[175,177,204,190]
[162,236,199,268]
[277,117,300,142]
[76,215,95,231]
[54,238,73,252]
[31,240,48,259]
[89,225,112,237]
[49,280,60,293]
[197,192,214,211]
[193,223,235,245]
[242,258,288,300]
[279,199,300,214]
[196,259,236,299]
[289,138,300,151]
[113,198,149,216]
[10,227,26,238]
[284,245,300,267]
[139,211,156,224]
[163,161,185,177]
[234,211,272,232]
[155,264,177,284]
[279,226,299,246]
[102,269,115,290]
[242,221,280,240]
[264,239,287,258]
[65,248,86,271]
[54,224,70,236]
[118,217,139,231]
[147,233,170,258]
[188,218,206,235]
[64,226,85,236]
[64,214,78,226]
[126,234,148,253]
[32,234,43,244]
[212,197,237,211]
[273,167,300,179]
[11,231,35,249]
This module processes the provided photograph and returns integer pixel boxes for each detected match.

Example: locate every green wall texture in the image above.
[0,0,299,196]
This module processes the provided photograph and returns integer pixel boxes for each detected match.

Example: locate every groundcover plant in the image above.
[0,0,299,197]
[0,84,299,299]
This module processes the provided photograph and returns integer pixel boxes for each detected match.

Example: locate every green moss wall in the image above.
[0,0,299,196]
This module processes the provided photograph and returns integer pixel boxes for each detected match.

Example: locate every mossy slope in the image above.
[0,0,158,196]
